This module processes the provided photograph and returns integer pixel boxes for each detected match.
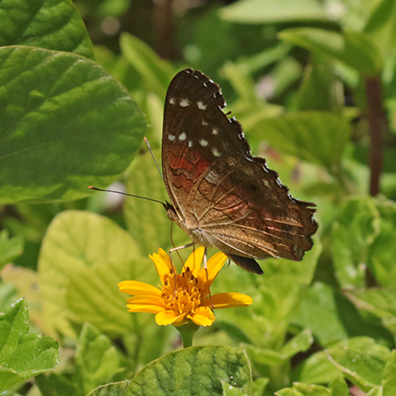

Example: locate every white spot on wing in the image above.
[179,132,187,141]
[205,169,218,183]
[179,98,190,107]
[168,134,176,141]
[197,101,207,110]
[202,120,208,126]
[212,128,219,135]
[169,98,176,105]
[188,141,193,148]
[212,148,221,157]
[199,139,208,147]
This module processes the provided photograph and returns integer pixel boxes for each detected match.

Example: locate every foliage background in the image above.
[1,0,396,395]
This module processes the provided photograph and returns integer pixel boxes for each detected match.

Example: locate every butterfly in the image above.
[161,68,318,274]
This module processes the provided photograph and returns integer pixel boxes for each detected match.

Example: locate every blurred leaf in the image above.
[1,265,42,329]
[291,282,393,347]
[88,380,129,396]
[364,0,396,57]
[38,210,155,337]
[369,199,396,288]
[120,33,174,99]
[366,387,383,396]
[383,350,396,396]
[271,56,302,98]
[0,230,23,269]
[75,323,121,394]
[276,382,331,396]
[216,241,321,349]
[0,46,145,204]
[124,151,189,256]
[345,288,396,335]
[332,197,380,288]
[294,349,339,384]
[0,0,94,59]
[328,375,350,396]
[279,28,382,76]
[0,284,17,313]
[293,56,344,112]
[220,0,327,23]
[126,346,252,396]
[246,329,313,367]
[253,377,269,396]
[0,299,59,392]
[35,373,78,396]
[247,112,350,174]
[327,337,390,391]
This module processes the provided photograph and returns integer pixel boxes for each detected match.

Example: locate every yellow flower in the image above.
[118,247,253,327]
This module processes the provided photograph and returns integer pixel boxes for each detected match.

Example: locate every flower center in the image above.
[161,267,207,314]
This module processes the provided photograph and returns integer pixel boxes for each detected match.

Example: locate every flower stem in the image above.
[176,322,199,348]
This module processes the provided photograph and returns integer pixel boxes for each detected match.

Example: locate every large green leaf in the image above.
[129,346,251,396]
[38,210,155,337]
[0,46,145,204]
[0,299,59,392]
[279,28,382,76]
[0,0,94,59]
[220,0,327,23]
[245,112,350,175]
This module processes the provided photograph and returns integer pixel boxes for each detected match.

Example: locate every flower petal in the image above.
[118,280,161,297]
[126,295,164,313]
[187,306,215,327]
[198,251,227,285]
[202,293,253,309]
[183,246,205,276]
[155,310,186,326]
[126,304,164,313]
[126,295,164,306]
[150,249,173,283]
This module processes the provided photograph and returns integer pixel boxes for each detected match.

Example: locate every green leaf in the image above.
[383,350,396,396]
[327,337,390,391]
[345,288,396,335]
[120,33,174,98]
[0,299,59,392]
[76,323,121,394]
[281,329,313,359]
[293,56,344,112]
[293,349,339,385]
[328,375,350,396]
[332,197,380,288]
[366,388,383,396]
[38,210,155,337]
[220,0,327,23]
[0,46,145,204]
[0,0,94,59]
[88,380,129,396]
[0,230,23,269]
[124,151,190,255]
[247,112,350,174]
[276,383,330,396]
[35,373,78,396]
[126,346,252,396]
[279,28,382,75]
[364,0,396,57]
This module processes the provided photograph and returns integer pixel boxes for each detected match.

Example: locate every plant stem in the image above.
[176,322,199,348]
[364,76,386,196]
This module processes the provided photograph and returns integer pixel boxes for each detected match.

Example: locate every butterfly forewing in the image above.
[162,68,318,274]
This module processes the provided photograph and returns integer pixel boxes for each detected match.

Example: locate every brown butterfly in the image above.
[161,68,318,274]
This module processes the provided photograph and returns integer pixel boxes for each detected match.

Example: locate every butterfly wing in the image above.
[162,69,317,273]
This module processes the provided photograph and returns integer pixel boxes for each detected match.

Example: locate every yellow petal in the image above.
[127,304,164,313]
[118,280,161,297]
[155,310,186,326]
[157,248,173,269]
[150,249,172,283]
[187,306,215,327]
[202,292,253,309]
[126,295,163,305]
[183,246,205,276]
[198,251,227,285]
[126,296,164,313]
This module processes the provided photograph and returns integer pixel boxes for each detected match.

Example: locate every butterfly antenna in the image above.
[144,137,164,183]
[88,186,166,205]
